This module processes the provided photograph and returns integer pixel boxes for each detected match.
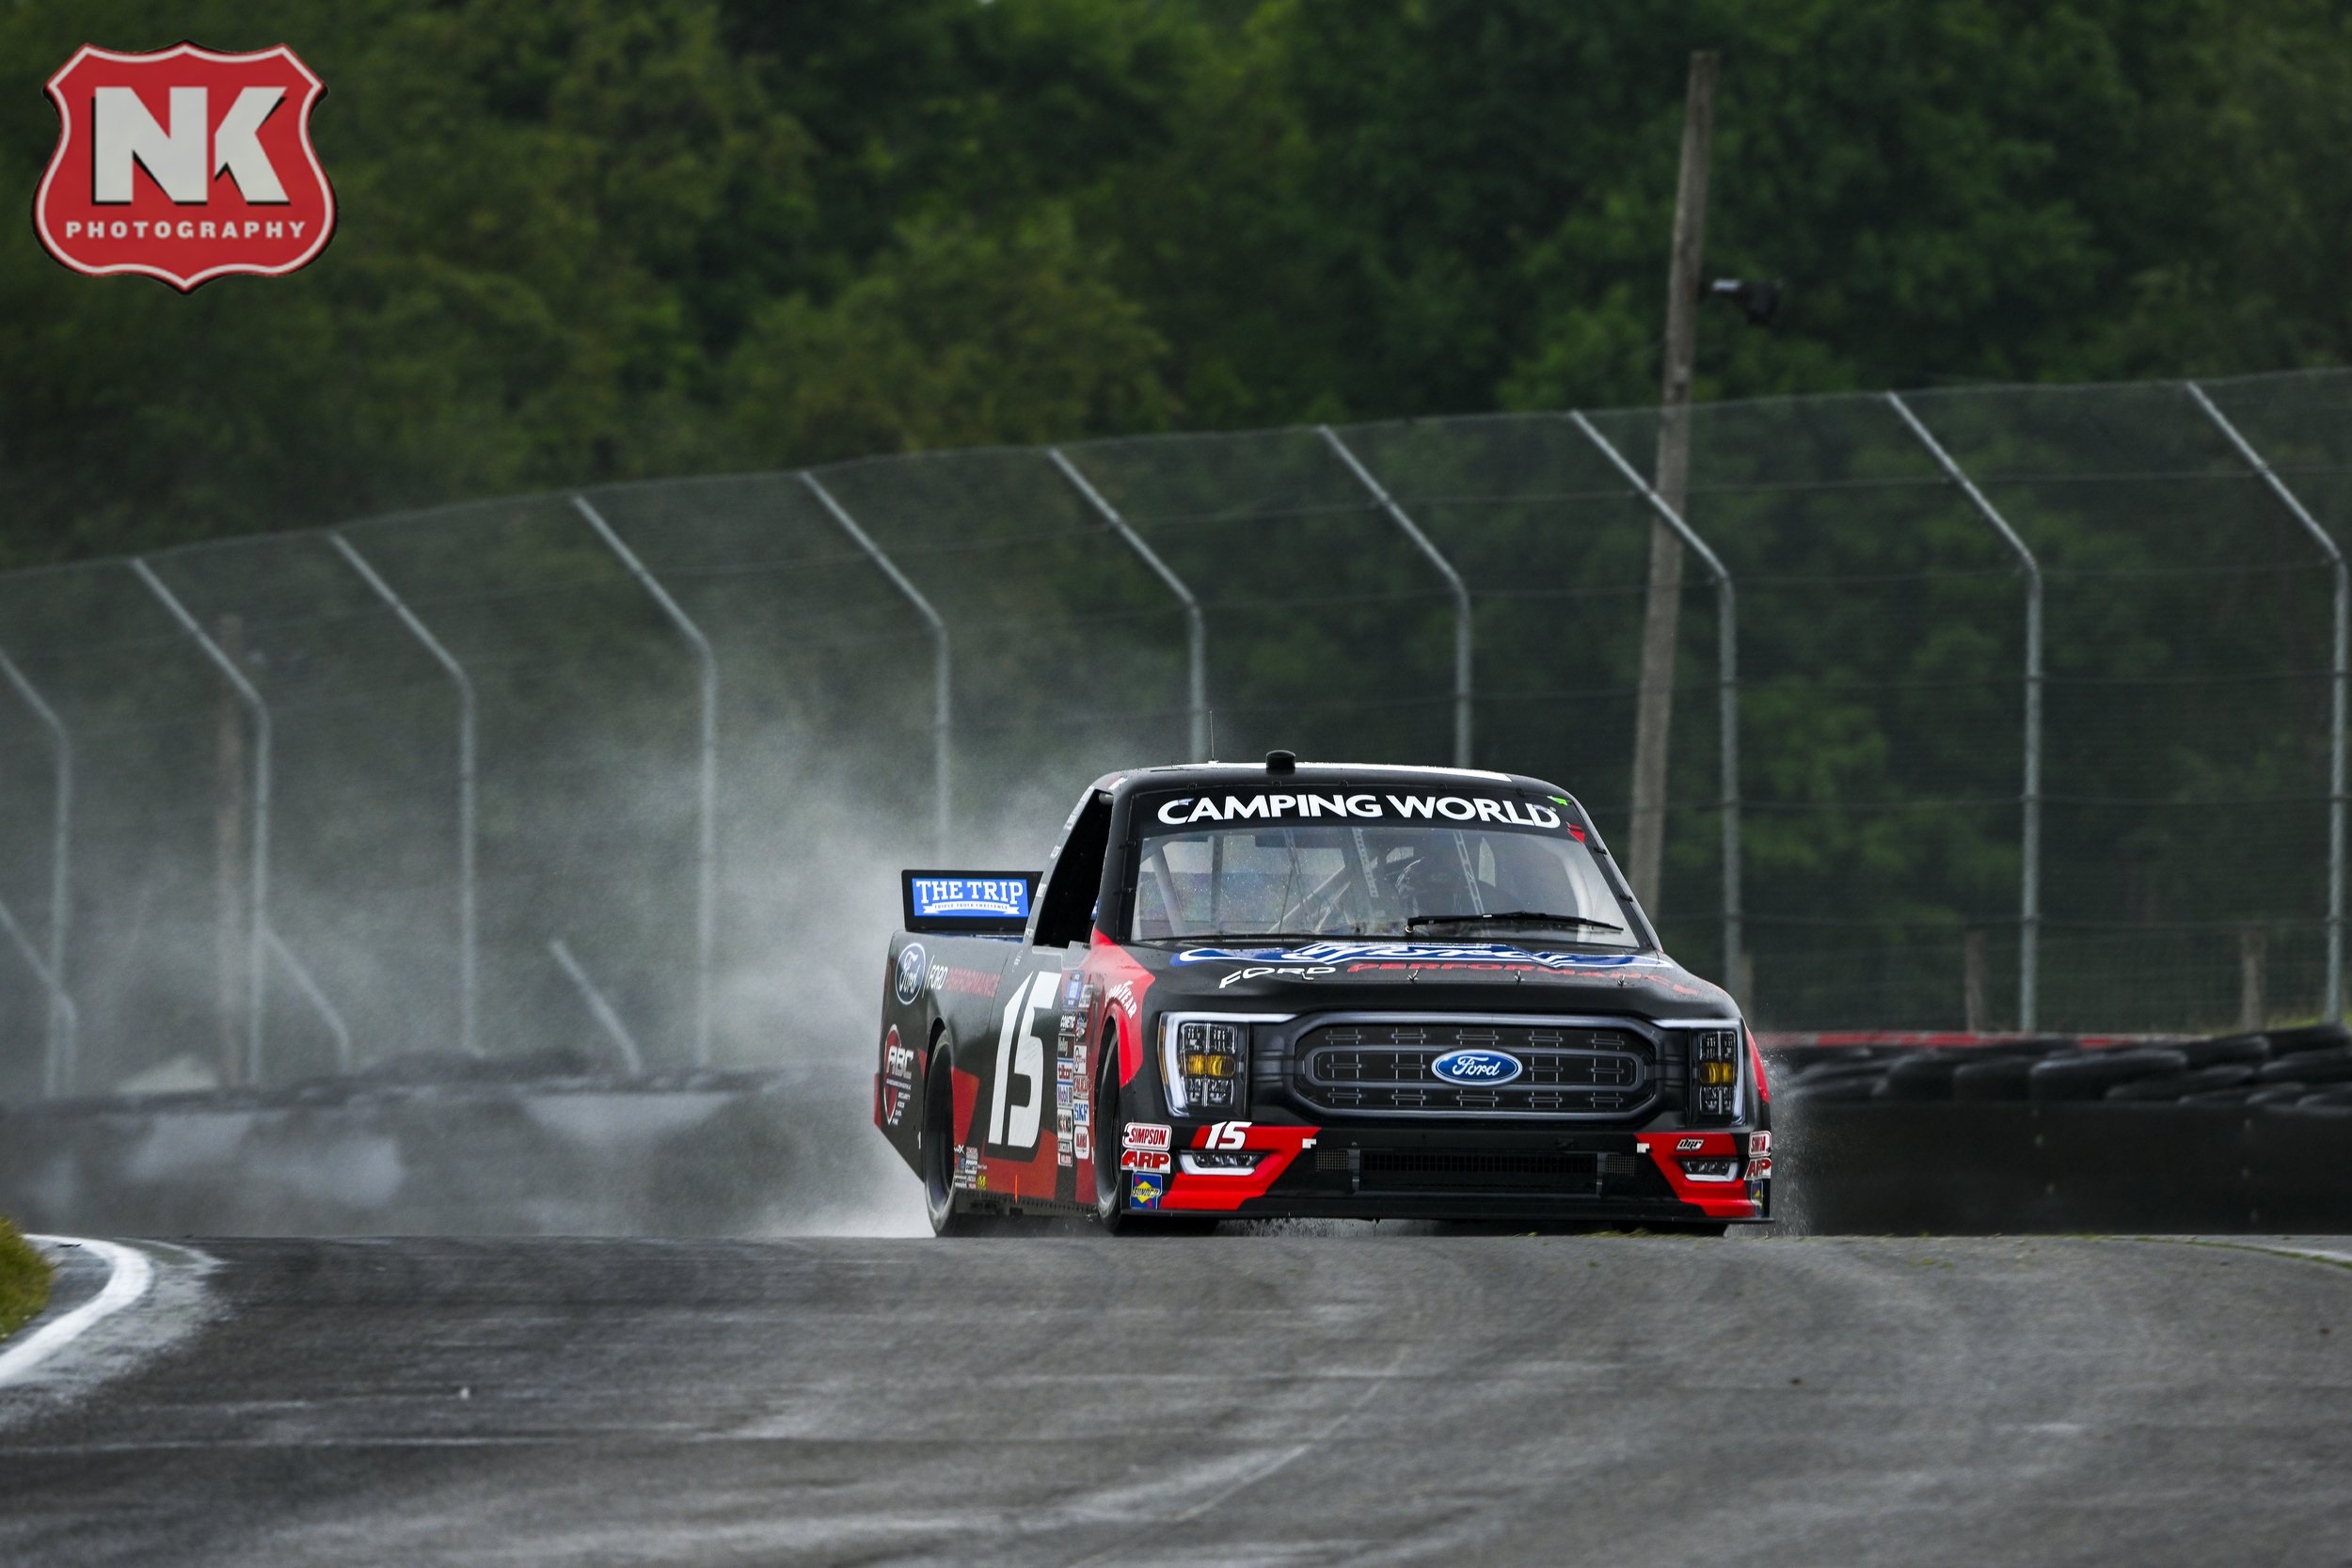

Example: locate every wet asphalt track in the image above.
[3,1232,2350,1566]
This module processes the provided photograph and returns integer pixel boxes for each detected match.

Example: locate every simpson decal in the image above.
[36,44,335,290]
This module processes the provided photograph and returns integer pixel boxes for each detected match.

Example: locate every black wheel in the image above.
[923,1053,979,1237]
[1092,1037,1217,1236]
[1092,1034,1139,1234]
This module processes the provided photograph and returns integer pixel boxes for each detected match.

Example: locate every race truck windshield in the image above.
[1130,789,1641,948]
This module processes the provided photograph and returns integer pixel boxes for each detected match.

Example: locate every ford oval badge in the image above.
[1430,1048,1523,1086]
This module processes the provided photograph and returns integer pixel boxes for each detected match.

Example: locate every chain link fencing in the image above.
[1,370,2345,1101]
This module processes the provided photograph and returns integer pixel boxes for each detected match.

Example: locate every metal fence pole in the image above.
[0,894,76,1090]
[571,495,717,1066]
[327,532,478,1056]
[130,557,270,1082]
[0,646,75,1093]
[2186,381,2348,1020]
[264,927,352,1069]
[800,472,954,849]
[1885,392,2045,1031]
[1317,425,1474,768]
[549,936,644,1075]
[1047,448,1210,760]
[1566,412,1742,989]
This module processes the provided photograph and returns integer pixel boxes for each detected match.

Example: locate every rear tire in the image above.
[923,1053,979,1238]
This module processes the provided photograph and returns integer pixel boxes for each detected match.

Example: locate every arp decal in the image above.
[1120,1148,1171,1173]
[894,943,928,1005]
[36,43,336,291]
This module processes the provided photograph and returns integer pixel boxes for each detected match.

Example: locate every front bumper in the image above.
[1122,1122,1771,1224]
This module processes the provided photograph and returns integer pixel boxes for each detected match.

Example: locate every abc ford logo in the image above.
[35,43,335,291]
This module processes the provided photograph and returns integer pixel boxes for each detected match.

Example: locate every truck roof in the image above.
[1098,758,1573,800]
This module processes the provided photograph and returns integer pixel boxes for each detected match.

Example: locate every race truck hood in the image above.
[1116,937,1737,1022]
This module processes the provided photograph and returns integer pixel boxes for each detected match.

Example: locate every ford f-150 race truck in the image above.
[873,754,1771,1233]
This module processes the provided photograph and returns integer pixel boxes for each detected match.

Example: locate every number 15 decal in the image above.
[989,970,1059,1157]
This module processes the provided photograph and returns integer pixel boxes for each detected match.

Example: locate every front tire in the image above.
[1092,1035,1217,1236]
[1092,1035,1137,1234]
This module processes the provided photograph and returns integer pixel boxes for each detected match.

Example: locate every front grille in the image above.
[1293,1019,1656,1118]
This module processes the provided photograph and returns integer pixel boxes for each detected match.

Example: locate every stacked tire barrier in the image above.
[0,1055,883,1238]
[1766,1023,2352,1233]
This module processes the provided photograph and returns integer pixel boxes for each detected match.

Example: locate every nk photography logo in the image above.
[34,42,334,292]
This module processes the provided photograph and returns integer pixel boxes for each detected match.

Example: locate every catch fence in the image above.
[1,370,2346,1098]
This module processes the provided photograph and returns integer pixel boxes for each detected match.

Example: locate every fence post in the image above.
[1886,392,2045,1031]
[1566,412,1741,990]
[549,936,644,1075]
[2185,382,2347,1022]
[800,472,954,850]
[0,647,74,1094]
[130,557,270,1083]
[264,927,352,1069]
[571,496,718,1067]
[327,532,479,1057]
[1317,426,1474,768]
[0,895,76,1094]
[1048,448,1210,760]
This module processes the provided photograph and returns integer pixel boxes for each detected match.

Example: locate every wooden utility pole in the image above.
[1628,50,1717,915]
[215,612,247,1085]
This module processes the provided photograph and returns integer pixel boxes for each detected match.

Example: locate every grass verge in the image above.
[0,1215,52,1342]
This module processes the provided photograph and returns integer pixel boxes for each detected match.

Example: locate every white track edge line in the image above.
[0,1237,153,1386]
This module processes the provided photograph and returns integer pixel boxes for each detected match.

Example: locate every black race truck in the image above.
[873,755,1771,1233]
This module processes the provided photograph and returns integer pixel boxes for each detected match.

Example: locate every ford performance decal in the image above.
[1173,942,1664,970]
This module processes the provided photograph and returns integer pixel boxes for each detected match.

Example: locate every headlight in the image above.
[1689,1028,1741,1122]
[1160,1015,1250,1116]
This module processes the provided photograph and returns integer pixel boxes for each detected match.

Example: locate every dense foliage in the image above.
[6,0,2352,562]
